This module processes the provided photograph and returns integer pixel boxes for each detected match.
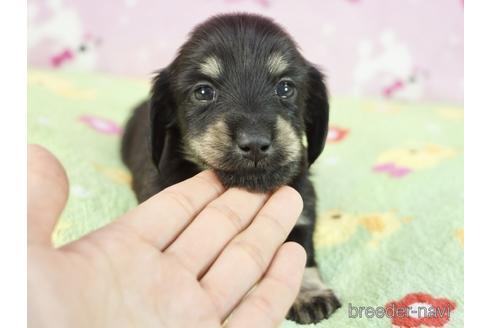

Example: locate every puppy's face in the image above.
[150,14,329,192]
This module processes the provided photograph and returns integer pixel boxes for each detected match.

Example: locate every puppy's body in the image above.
[121,14,340,324]
[122,100,199,200]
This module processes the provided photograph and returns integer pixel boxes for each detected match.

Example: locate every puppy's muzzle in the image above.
[235,131,272,164]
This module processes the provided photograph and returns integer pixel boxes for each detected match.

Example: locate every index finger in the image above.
[116,170,225,250]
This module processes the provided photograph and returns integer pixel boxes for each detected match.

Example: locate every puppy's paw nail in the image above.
[287,289,341,324]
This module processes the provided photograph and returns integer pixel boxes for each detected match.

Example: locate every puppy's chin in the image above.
[214,163,300,192]
[186,150,303,192]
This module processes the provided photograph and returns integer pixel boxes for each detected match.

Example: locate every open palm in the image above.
[28,145,306,328]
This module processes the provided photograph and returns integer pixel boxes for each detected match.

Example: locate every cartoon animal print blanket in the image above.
[27,69,464,327]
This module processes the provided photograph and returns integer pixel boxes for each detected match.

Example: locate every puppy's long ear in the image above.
[304,65,329,165]
[149,67,178,171]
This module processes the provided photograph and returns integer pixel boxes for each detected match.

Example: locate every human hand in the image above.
[27,144,306,328]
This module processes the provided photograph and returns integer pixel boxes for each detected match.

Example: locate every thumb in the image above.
[27,144,69,246]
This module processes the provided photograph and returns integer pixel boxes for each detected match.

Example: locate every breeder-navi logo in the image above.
[347,293,457,327]
[348,303,452,319]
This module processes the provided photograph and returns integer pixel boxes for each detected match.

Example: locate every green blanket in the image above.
[27,69,464,327]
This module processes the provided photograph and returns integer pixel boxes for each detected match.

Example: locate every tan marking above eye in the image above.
[267,53,288,75]
[199,56,222,78]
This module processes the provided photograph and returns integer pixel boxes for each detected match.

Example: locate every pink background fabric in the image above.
[27,0,463,104]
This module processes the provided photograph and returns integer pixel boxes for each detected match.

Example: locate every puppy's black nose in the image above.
[237,134,271,162]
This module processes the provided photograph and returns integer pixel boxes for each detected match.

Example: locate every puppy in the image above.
[121,13,340,324]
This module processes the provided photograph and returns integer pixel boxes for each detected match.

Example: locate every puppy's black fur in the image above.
[121,13,340,324]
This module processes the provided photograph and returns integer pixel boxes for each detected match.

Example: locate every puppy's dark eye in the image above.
[275,80,296,99]
[194,85,215,102]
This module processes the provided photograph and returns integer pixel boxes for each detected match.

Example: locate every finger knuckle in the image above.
[257,213,290,237]
[162,190,196,218]
[204,203,244,233]
[232,239,267,272]
[194,174,224,196]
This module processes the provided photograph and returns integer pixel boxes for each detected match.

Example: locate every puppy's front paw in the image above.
[287,288,341,324]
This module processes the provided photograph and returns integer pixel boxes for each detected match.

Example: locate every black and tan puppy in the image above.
[121,13,340,324]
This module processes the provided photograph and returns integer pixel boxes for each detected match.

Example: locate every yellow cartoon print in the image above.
[436,108,464,121]
[455,228,464,247]
[28,71,97,100]
[315,209,409,248]
[364,100,403,114]
[373,144,456,178]
[93,163,132,186]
